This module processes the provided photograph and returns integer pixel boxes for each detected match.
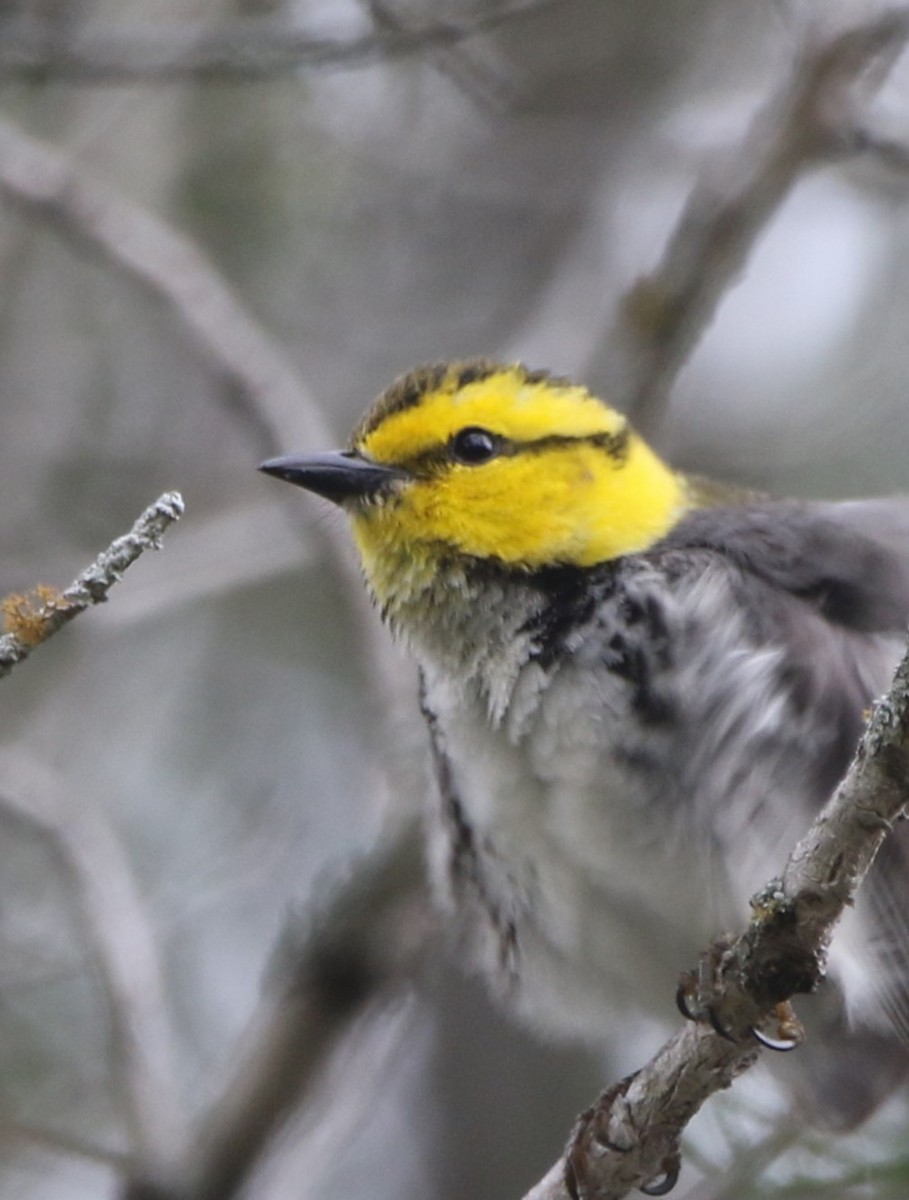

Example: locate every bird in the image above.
[260,359,909,1130]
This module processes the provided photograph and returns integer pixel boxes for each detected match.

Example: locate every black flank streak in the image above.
[419,678,478,881]
[604,632,676,726]
[419,670,519,976]
[471,557,679,724]
[612,743,664,774]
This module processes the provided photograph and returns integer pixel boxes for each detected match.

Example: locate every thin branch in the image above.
[0,755,182,1183]
[520,638,909,1200]
[0,491,184,680]
[595,9,909,435]
[0,0,560,84]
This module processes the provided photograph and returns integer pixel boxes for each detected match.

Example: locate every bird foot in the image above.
[564,1076,681,1199]
[675,933,740,1038]
[677,940,804,1051]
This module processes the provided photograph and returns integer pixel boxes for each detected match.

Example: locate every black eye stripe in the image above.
[522,428,629,461]
[394,427,629,476]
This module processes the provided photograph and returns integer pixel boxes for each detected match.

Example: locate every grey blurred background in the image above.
[2,1,909,1198]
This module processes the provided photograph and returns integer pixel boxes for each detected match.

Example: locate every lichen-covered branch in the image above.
[0,491,184,679]
[596,10,909,433]
[521,637,909,1200]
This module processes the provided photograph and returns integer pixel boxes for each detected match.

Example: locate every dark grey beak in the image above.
[259,450,408,505]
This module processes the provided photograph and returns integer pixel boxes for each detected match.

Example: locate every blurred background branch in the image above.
[0,1,561,84]
[0,115,406,701]
[0,755,181,1187]
[2,3,909,1200]
[0,1118,130,1171]
[167,822,433,1200]
[598,8,909,434]
[0,119,313,454]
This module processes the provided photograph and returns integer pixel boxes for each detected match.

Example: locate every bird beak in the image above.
[259,450,409,506]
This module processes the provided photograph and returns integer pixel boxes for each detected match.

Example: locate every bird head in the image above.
[261,361,688,615]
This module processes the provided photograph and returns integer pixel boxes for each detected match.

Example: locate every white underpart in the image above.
[419,559,904,1043]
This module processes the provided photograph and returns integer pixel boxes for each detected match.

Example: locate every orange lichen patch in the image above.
[1,584,68,646]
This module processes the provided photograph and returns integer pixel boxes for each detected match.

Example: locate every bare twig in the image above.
[520,640,909,1200]
[0,755,182,1185]
[0,491,184,679]
[596,9,909,435]
[0,0,560,84]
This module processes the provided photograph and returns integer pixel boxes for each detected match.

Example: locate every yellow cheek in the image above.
[350,436,687,605]
[374,455,611,567]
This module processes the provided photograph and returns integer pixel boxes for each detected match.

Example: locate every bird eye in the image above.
[451,427,500,465]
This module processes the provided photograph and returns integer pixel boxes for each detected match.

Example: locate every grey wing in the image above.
[656,496,909,1052]
[758,497,909,1044]
[655,496,909,795]
[660,494,909,632]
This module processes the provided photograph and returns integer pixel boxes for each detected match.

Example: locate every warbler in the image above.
[261,361,909,1124]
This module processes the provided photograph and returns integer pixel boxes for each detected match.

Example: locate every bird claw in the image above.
[674,977,698,1022]
[564,1081,631,1200]
[678,945,804,1051]
[751,1025,800,1052]
[564,1078,681,1199]
[640,1157,681,1195]
[750,1000,804,1052]
[676,939,738,1040]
